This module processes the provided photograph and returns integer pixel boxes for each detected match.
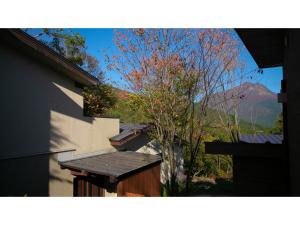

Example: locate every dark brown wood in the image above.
[117,164,161,197]
[91,182,97,196]
[73,177,83,197]
[73,176,106,197]
[124,192,144,197]
[71,170,88,176]
[73,177,78,197]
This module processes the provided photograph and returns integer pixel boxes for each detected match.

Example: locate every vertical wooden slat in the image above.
[91,182,97,197]
[117,163,161,197]
[77,178,83,196]
[73,177,78,197]
[73,163,161,197]
[83,178,87,196]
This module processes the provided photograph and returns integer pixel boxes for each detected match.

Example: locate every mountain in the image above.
[113,87,131,100]
[208,82,282,128]
[110,82,281,128]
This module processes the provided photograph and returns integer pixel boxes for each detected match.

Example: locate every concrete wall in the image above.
[0,39,119,196]
[284,30,300,195]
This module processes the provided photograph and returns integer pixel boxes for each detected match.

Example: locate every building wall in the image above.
[0,39,119,196]
[285,30,300,195]
[73,176,113,197]
[117,164,161,197]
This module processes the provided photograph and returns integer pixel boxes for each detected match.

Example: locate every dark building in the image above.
[206,29,300,196]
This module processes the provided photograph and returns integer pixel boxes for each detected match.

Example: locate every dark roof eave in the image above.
[235,28,285,68]
[236,29,263,68]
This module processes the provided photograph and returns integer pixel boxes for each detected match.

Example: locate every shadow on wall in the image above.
[0,44,92,196]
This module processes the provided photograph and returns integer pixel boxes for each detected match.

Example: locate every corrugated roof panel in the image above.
[240,134,283,144]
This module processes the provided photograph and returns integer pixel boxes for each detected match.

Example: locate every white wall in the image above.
[0,39,119,196]
[126,136,185,184]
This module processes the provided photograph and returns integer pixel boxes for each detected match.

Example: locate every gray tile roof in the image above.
[110,130,135,142]
[60,151,161,178]
[240,134,283,144]
[120,123,148,131]
[110,123,149,142]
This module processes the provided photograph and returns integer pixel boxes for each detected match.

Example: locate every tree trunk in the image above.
[185,152,195,196]
[185,169,191,196]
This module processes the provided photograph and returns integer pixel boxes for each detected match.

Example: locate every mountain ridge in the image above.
[209,82,281,128]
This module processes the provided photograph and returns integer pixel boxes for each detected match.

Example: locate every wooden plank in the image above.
[73,177,78,197]
[71,170,88,176]
[117,164,161,197]
[76,178,83,197]
[91,182,99,197]
[83,179,87,196]
[124,192,144,197]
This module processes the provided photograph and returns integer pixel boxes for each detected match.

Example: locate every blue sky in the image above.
[33,28,283,93]
[72,28,127,89]
[73,28,282,93]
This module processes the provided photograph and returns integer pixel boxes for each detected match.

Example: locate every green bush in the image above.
[83,83,117,117]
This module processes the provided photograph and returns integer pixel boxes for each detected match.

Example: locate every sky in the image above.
[57,29,283,93]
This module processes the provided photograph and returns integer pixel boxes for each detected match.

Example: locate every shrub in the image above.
[83,83,117,117]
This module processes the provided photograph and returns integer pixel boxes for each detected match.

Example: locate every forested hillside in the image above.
[106,89,270,135]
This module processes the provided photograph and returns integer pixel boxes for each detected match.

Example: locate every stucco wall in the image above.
[0,40,119,196]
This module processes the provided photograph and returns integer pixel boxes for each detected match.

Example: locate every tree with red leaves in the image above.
[107,29,240,195]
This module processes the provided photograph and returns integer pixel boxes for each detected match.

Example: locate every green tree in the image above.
[25,28,103,79]
[83,83,117,117]
[271,112,283,134]
[105,94,149,123]
[25,29,117,115]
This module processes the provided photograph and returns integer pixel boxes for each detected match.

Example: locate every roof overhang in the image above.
[60,151,162,181]
[0,29,98,86]
[109,124,150,146]
[236,29,286,68]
